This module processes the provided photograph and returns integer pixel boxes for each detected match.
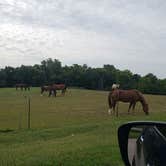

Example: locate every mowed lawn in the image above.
[0,88,166,166]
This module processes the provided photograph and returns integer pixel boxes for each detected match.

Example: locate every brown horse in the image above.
[16,84,30,91]
[108,89,149,116]
[41,84,67,97]
[52,84,67,95]
[41,85,51,94]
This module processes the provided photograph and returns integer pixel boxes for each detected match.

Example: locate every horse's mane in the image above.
[134,90,147,105]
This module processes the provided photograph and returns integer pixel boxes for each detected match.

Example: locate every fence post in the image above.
[18,110,22,129]
[28,97,31,129]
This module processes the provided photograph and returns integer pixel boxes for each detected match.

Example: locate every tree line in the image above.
[0,58,166,95]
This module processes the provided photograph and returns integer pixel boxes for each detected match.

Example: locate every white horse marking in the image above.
[112,84,120,90]
[108,109,112,114]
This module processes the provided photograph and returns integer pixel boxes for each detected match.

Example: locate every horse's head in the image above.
[143,103,149,115]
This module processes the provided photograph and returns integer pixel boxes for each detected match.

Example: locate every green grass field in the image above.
[0,88,166,166]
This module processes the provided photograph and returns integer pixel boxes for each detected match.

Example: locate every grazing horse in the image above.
[108,89,149,116]
[41,85,56,97]
[41,85,51,95]
[41,84,67,97]
[16,84,30,91]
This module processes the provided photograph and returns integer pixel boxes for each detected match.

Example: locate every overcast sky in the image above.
[0,0,166,78]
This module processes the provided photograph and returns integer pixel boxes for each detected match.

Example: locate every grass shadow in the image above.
[0,129,14,133]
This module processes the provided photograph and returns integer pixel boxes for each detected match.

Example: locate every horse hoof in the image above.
[108,109,111,114]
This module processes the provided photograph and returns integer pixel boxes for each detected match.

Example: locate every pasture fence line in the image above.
[0,89,32,130]
[28,97,31,129]
[24,95,31,129]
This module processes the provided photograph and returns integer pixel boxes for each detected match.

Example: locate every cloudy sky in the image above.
[0,0,166,78]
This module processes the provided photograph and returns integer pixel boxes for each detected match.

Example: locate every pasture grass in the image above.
[0,88,165,166]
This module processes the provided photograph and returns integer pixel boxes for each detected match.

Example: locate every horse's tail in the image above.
[41,86,44,94]
[108,92,113,109]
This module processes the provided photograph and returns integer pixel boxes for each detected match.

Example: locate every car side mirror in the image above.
[118,121,166,166]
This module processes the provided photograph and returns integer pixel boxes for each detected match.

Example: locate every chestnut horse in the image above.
[41,84,67,97]
[108,89,149,116]
[16,84,30,91]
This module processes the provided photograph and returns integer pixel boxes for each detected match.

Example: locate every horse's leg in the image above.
[54,90,57,97]
[48,90,51,97]
[132,102,136,114]
[112,101,116,116]
[62,89,65,96]
[52,90,56,97]
[116,102,119,117]
[108,102,112,115]
[108,93,113,114]
[64,88,67,95]
[63,88,66,96]
[128,102,133,114]
[41,88,43,96]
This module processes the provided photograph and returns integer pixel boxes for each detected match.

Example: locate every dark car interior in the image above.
[118,121,166,166]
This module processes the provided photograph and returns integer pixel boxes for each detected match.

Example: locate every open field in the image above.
[0,88,166,166]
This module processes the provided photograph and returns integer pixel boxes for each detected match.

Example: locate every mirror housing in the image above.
[118,121,166,166]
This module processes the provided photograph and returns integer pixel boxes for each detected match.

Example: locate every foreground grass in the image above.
[0,88,165,166]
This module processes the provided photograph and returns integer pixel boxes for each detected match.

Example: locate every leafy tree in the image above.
[0,58,165,94]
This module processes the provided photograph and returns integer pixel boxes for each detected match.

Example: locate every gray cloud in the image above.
[0,0,166,78]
